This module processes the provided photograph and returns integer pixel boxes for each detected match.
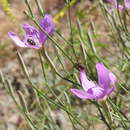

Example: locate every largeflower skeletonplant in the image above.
[8,14,54,49]
[70,63,117,100]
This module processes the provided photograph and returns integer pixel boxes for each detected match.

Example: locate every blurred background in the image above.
[1,0,129,130]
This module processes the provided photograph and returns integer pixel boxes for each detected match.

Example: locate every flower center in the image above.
[27,39,36,45]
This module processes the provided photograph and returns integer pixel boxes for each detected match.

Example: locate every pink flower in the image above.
[8,14,54,49]
[107,0,130,10]
[125,0,130,10]
[70,63,117,100]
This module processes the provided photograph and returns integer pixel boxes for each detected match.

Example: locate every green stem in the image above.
[101,101,115,130]
[41,48,80,86]
[35,0,44,16]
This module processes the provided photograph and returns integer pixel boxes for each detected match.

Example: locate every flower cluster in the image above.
[8,14,54,49]
[70,63,117,100]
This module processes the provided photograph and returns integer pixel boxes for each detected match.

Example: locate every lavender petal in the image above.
[96,63,110,90]
[80,69,96,91]
[70,88,95,99]
[39,14,54,44]
[8,32,27,47]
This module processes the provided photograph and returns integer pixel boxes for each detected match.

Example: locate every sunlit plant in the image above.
[0,0,130,129]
